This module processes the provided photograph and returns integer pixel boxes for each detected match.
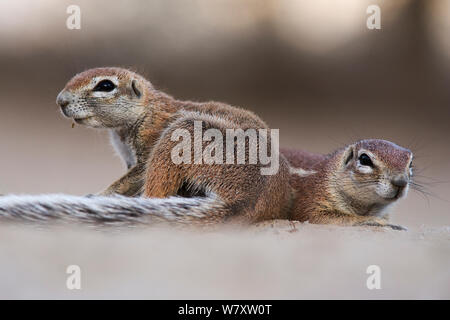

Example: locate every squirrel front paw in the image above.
[355,220,408,231]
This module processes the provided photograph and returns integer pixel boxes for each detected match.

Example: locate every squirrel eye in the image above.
[93,80,116,92]
[359,153,374,167]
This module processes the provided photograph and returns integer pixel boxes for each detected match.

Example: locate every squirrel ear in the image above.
[131,79,142,98]
[343,144,355,166]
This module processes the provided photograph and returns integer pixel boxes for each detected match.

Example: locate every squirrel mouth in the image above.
[385,187,404,201]
[394,185,407,199]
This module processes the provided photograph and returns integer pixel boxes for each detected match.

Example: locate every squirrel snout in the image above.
[56,91,72,109]
[391,175,408,188]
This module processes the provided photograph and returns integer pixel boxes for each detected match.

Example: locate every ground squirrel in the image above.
[282,139,413,230]
[0,67,292,225]
[0,67,413,229]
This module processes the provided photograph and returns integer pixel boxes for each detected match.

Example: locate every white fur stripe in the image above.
[288,166,316,177]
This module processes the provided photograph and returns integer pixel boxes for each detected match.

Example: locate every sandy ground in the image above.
[0,220,448,299]
[0,0,448,301]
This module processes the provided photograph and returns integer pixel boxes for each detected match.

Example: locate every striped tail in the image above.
[0,194,225,226]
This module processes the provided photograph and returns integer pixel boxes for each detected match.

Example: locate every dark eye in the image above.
[359,153,374,167]
[93,80,116,92]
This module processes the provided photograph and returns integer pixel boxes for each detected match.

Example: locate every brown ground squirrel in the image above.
[0,67,413,230]
[282,139,413,230]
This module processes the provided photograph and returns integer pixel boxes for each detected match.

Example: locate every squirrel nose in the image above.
[392,175,408,188]
[56,91,72,108]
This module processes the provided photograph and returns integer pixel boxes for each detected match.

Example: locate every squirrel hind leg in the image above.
[143,116,289,222]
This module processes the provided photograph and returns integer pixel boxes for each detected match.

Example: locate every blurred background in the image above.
[0,0,449,227]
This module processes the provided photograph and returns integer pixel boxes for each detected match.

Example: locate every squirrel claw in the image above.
[385,223,408,231]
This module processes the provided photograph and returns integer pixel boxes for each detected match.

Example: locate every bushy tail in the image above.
[0,194,225,226]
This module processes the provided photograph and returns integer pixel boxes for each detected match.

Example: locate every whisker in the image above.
[410,187,431,206]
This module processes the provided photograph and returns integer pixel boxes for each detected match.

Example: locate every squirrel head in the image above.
[330,139,413,216]
[56,67,152,128]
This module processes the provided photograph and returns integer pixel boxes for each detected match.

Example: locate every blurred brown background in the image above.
[0,0,449,227]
